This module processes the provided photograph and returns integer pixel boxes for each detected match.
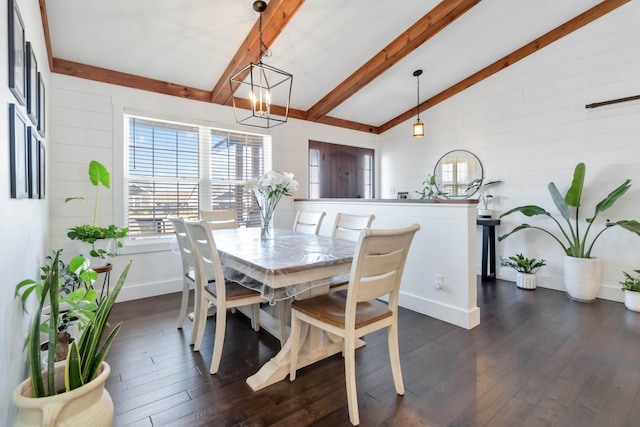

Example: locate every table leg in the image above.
[246,323,356,391]
[246,288,365,391]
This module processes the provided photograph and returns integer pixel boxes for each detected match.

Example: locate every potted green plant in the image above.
[416,174,446,200]
[499,162,640,301]
[16,253,99,363]
[500,253,546,290]
[466,178,503,218]
[620,269,640,312]
[12,250,132,427]
[66,161,128,266]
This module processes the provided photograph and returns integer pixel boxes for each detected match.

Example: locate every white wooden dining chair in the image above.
[332,213,375,241]
[200,209,238,228]
[292,210,326,235]
[167,216,197,331]
[289,224,420,426]
[170,211,239,342]
[185,219,266,374]
[329,213,376,292]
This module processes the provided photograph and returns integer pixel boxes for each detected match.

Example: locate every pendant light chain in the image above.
[258,9,270,60]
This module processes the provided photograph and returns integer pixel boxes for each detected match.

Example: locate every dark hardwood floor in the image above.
[106,279,640,426]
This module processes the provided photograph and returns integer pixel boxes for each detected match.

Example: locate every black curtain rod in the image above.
[585,94,640,109]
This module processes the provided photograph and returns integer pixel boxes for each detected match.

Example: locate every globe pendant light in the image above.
[412,69,424,138]
[229,1,293,129]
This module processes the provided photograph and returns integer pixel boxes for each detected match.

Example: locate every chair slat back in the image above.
[347,224,420,308]
[293,211,326,235]
[185,220,227,301]
[200,209,238,229]
[168,216,194,274]
[332,213,375,241]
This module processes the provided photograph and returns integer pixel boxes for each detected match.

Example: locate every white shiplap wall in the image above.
[48,76,378,301]
[380,1,640,302]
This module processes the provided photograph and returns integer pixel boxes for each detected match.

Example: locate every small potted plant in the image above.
[16,253,99,364]
[467,178,503,218]
[620,269,640,312]
[416,174,446,200]
[500,253,546,290]
[66,160,128,266]
[13,250,132,426]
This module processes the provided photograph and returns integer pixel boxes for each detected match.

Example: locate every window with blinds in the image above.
[125,116,266,237]
[208,130,264,228]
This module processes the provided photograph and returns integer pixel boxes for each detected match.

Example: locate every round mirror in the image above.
[433,150,483,198]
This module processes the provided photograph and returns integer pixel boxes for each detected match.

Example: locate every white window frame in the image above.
[123,113,271,239]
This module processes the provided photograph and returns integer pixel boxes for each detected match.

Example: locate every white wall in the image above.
[380,1,640,302]
[1,0,50,423]
[48,74,379,301]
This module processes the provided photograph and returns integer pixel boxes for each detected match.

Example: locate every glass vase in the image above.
[260,207,274,240]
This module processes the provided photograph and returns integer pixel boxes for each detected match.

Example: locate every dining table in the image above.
[212,227,357,391]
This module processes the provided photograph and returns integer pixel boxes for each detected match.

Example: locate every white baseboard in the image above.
[117,278,183,302]
[498,274,624,303]
[398,291,480,330]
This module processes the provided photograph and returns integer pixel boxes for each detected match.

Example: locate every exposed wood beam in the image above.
[39,0,53,70]
[52,59,213,102]
[210,0,306,106]
[51,58,377,133]
[305,0,481,122]
[378,0,631,134]
[315,116,380,134]
[232,98,377,132]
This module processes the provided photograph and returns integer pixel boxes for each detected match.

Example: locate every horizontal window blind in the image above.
[208,130,264,227]
[127,117,199,236]
[125,116,266,237]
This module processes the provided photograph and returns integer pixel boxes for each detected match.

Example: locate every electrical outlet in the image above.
[434,274,444,289]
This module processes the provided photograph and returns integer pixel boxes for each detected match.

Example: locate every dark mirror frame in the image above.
[433,149,484,199]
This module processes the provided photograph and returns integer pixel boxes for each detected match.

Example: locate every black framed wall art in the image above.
[37,72,46,137]
[26,41,38,124]
[38,141,46,199]
[9,104,29,199]
[28,127,40,199]
[8,0,26,105]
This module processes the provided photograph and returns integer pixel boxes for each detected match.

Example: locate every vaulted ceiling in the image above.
[40,0,629,134]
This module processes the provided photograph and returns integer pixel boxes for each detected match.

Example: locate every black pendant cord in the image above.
[413,69,423,120]
[416,73,421,120]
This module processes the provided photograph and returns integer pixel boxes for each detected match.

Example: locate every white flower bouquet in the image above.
[245,171,299,238]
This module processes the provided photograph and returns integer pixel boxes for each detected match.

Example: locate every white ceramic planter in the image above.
[13,362,113,427]
[563,256,601,302]
[516,272,536,290]
[477,209,493,219]
[623,290,640,312]
[80,239,114,269]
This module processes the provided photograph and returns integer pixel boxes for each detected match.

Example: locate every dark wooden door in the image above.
[330,150,357,198]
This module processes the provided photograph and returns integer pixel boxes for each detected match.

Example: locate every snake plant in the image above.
[17,250,131,397]
[499,163,640,258]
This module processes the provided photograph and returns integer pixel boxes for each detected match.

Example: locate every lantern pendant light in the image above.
[229,1,293,129]
[412,69,424,138]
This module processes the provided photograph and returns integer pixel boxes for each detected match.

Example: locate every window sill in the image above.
[120,236,174,255]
